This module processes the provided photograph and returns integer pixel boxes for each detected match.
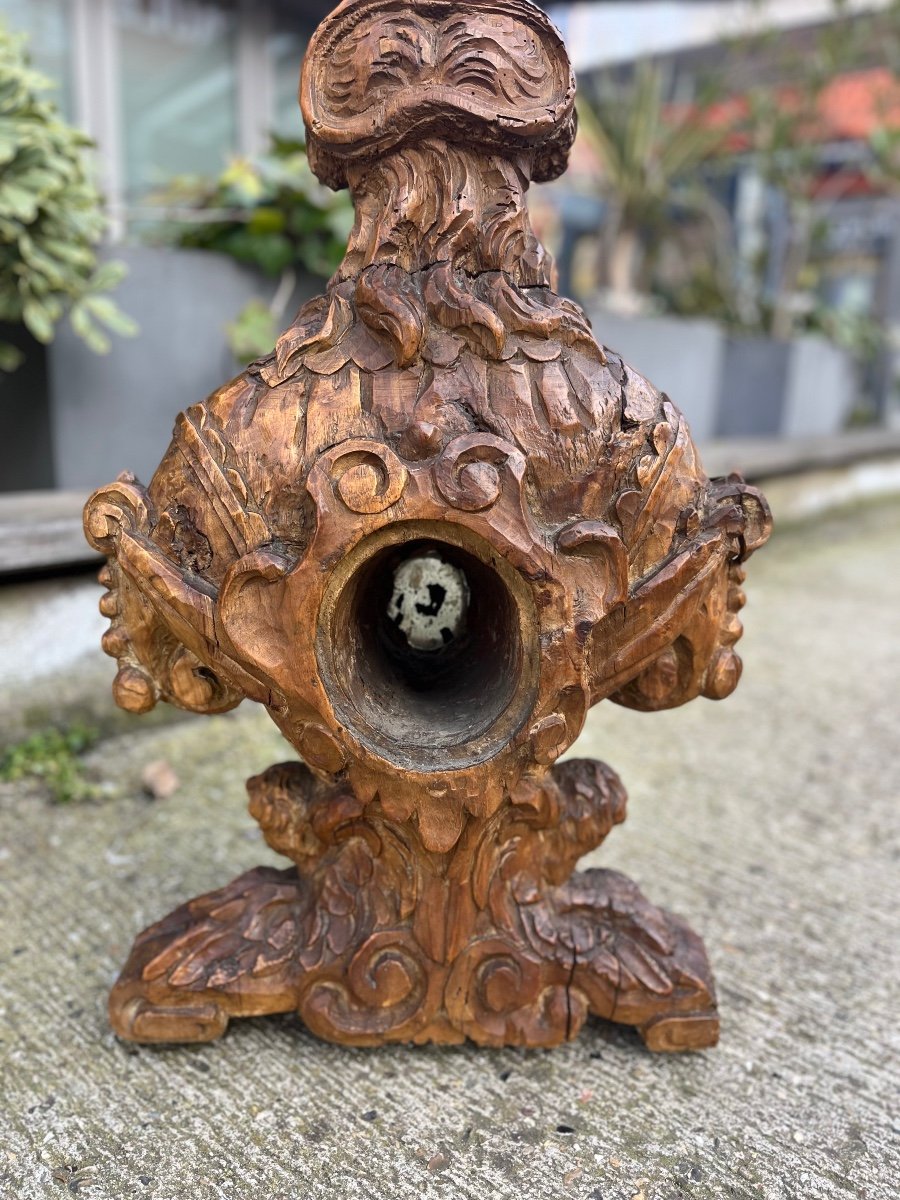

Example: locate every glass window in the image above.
[269,29,307,140]
[116,0,239,208]
[0,0,72,117]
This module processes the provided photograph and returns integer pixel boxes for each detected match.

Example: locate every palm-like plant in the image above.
[576,63,727,307]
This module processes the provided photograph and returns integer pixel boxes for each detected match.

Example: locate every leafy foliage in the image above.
[155,136,354,362]
[0,23,135,371]
[168,138,354,279]
[576,2,899,363]
[226,298,279,364]
[0,724,98,804]
[724,0,900,341]
[576,64,727,304]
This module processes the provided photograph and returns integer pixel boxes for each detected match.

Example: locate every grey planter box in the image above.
[717,333,855,439]
[716,335,791,438]
[2,272,859,497]
[586,307,856,442]
[782,334,856,438]
[46,246,316,492]
[587,308,725,442]
[0,325,54,492]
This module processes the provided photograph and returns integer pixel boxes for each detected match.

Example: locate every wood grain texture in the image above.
[84,0,771,1051]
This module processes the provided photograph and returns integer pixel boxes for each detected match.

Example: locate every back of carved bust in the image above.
[86,0,771,838]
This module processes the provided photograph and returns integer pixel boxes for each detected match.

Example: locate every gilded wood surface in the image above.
[85,0,771,1051]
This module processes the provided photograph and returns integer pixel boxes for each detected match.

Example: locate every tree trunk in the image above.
[608,226,641,301]
[771,202,812,342]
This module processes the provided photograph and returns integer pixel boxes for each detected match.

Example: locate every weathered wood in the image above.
[84,0,771,1051]
[0,491,102,576]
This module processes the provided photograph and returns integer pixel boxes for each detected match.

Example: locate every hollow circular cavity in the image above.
[317,528,537,770]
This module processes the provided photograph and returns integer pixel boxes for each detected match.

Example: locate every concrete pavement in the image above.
[1,496,898,1199]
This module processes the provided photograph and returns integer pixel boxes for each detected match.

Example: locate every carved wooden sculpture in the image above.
[85,0,771,1052]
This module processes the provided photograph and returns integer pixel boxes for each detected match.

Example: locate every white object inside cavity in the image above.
[388,556,470,652]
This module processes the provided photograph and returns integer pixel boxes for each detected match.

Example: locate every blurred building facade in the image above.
[0,0,335,491]
[0,0,335,234]
[542,0,900,434]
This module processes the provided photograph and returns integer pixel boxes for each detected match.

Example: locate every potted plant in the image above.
[0,22,134,490]
[43,136,354,492]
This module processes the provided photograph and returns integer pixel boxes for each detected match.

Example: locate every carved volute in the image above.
[85,0,771,1051]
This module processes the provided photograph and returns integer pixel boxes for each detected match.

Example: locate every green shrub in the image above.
[168,136,353,279]
[157,136,354,361]
[0,22,135,371]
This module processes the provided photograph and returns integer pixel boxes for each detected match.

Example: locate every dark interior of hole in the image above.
[331,539,523,750]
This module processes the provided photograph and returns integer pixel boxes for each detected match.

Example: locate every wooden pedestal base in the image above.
[84,0,772,1059]
[110,760,718,1052]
